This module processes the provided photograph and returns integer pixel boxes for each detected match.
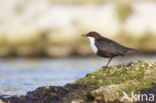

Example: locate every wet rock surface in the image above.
[0,60,156,103]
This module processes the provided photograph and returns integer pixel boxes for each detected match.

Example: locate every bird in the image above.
[82,31,137,70]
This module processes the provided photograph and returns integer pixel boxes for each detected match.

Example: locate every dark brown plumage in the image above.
[82,31,137,69]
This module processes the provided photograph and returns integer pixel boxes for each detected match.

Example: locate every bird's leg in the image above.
[102,57,113,70]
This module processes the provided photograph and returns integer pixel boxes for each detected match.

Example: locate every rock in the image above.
[0,60,155,103]
[91,85,118,102]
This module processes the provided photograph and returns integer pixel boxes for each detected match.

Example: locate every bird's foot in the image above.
[85,73,91,77]
[99,66,110,71]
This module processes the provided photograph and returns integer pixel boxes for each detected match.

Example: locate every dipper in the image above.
[82,31,137,69]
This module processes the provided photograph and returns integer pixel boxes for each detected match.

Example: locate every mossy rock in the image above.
[0,60,156,103]
[63,60,156,103]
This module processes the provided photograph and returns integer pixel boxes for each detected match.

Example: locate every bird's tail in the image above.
[126,47,138,52]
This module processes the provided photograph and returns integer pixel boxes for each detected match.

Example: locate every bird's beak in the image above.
[82,34,87,37]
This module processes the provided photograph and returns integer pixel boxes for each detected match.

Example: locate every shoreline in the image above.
[0,52,156,59]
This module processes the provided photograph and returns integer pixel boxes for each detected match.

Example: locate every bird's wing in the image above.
[95,39,126,55]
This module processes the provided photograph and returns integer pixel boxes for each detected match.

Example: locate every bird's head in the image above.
[82,31,102,39]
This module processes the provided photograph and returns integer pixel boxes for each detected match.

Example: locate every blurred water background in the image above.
[0,0,156,96]
[0,54,156,96]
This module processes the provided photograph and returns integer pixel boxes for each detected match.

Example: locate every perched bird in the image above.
[82,31,137,69]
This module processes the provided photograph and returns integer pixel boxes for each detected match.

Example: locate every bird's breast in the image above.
[88,37,98,54]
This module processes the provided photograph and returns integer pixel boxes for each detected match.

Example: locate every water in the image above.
[0,54,155,96]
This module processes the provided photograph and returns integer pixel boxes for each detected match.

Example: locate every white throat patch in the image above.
[88,37,98,54]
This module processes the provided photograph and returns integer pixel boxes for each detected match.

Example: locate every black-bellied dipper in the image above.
[82,31,137,69]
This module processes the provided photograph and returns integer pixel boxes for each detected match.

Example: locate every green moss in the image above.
[60,60,156,103]
[75,60,156,97]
